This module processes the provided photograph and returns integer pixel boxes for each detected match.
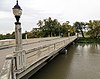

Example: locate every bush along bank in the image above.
[76,37,100,44]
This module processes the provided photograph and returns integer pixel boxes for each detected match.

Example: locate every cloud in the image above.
[0,11,12,19]
[0,0,100,34]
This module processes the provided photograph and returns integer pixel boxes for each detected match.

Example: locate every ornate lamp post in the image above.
[12,0,26,70]
[12,0,22,51]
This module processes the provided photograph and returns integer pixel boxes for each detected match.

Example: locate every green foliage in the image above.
[0,19,100,39]
[2,18,99,39]
[73,21,86,37]
[76,37,100,43]
[11,32,15,39]
[0,32,15,40]
[22,33,26,39]
[35,17,75,37]
[0,34,3,40]
[0,17,76,39]
[86,20,100,38]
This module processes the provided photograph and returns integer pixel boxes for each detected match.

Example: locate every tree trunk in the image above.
[80,30,84,38]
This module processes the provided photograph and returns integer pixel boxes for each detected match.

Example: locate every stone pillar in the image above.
[14,22,26,70]
[15,22,22,51]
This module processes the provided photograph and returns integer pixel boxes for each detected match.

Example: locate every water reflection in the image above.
[29,44,100,79]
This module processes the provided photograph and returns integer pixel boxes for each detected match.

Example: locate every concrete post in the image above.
[14,22,26,70]
[15,22,22,51]
[26,34,27,39]
[25,31,28,40]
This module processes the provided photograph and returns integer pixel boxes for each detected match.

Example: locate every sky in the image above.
[0,0,100,34]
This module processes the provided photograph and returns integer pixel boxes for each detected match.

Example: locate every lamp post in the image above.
[12,0,22,51]
[12,0,26,70]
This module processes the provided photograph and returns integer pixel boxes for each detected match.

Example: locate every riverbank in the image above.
[76,37,100,43]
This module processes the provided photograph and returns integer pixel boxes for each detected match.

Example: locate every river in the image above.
[29,44,100,79]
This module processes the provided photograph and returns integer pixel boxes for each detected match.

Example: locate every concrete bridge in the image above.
[0,36,77,79]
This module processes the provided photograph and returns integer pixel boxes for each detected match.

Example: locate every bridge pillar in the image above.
[59,48,68,55]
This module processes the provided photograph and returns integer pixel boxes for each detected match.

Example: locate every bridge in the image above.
[0,36,77,79]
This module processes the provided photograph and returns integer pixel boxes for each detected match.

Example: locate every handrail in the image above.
[26,36,77,54]
[0,37,61,49]
[26,40,64,54]
[0,55,15,79]
[0,40,14,49]
[26,36,77,68]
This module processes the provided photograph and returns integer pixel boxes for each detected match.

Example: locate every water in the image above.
[29,44,100,79]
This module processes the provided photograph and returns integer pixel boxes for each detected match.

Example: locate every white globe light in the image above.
[12,0,22,22]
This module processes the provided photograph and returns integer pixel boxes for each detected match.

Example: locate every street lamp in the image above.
[12,0,22,51]
[12,0,26,70]
[12,0,22,23]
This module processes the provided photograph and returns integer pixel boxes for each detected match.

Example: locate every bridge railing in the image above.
[0,37,60,49]
[0,40,15,49]
[25,36,77,69]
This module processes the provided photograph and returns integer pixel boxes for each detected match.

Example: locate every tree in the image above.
[61,21,75,37]
[27,32,34,38]
[4,33,11,39]
[69,26,75,36]
[61,22,68,36]
[73,22,85,37]
[0,34,3,40]
[11,32,15,39]
[51,19,61,36]
[36,17,75,37]
[31,28,41,38]
[36,17,62,37]
[87,20,100,38]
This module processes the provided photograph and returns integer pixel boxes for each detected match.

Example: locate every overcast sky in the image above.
[0,0,100,34]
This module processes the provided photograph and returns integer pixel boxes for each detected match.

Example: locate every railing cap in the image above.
[6,54,15,60]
